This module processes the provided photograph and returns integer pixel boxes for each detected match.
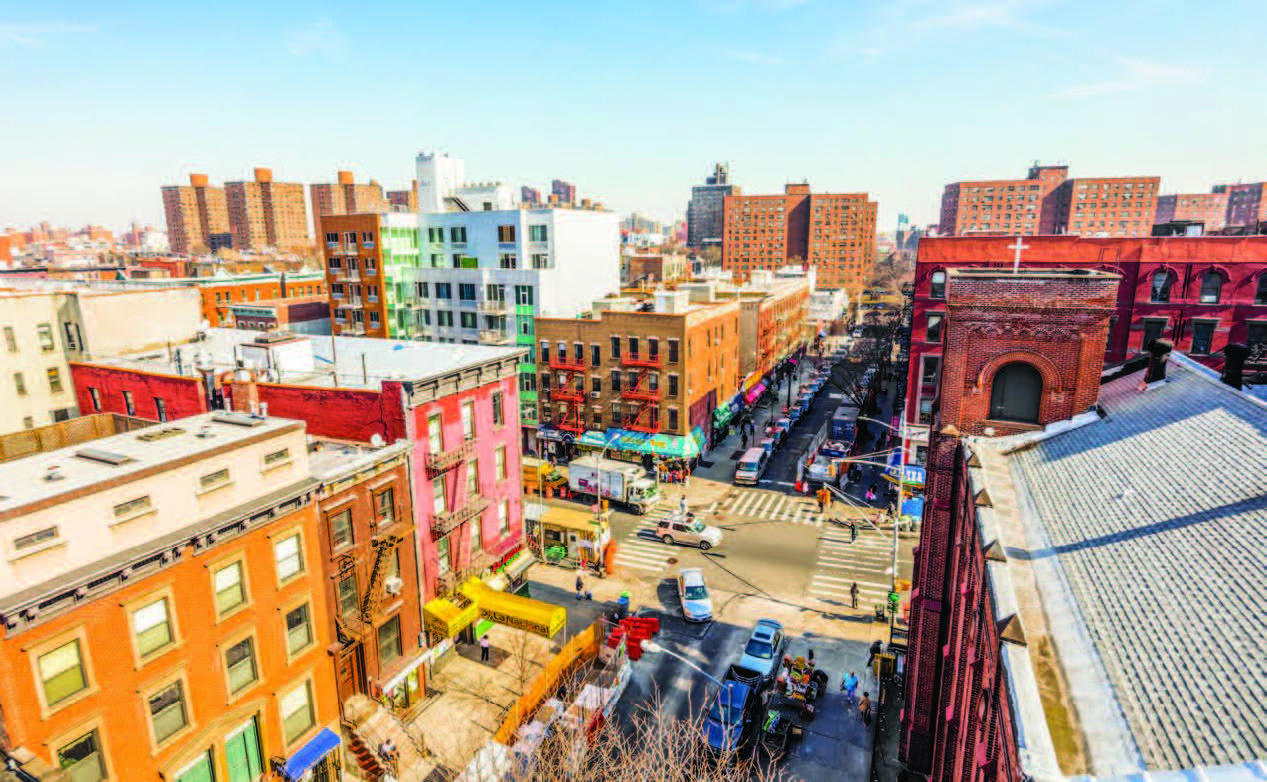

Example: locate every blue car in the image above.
[702,679,758,754]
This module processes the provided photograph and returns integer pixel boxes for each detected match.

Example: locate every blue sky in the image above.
[2,0,1265,233]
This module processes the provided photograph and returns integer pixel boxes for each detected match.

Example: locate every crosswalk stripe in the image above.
[812,574,891,589]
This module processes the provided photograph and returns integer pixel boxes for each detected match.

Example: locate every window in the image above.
[38,640,87,706]
[274,534,303,582]
[148,682,188,745]
[3,326,15,352]
[922,356,941,383]
[610,336,621,359]
[461,400,475,439]
[56,729,107,781]
[532,253,550,269]
[375,488,395,524]
[37,323,55,352]
[337,575,358,617]
[460,311,477,329]
[14,372,25,396]
[329,509,353,549]
[225,637,258,694]
[438,310,455,327]
[154,397,168,422]
[628,336,639,357]
[285,604,313,655]
[465,460,479,497]
[458,283,477,301]
[497,225,517,243]
[437,537,451,574]
[281,682,315,744]
[498,501,509,537]
[649,338,658,358]
[668,339,679,363]
[123,390,135,416]
[529,225,548,242]
[492,391,504,427]
[47,368,62,393]
[23,416,33,430]
[499,253,518,269]
[215,562,247,615]
[590,344,602,366]
[14,526,58,551]
[378,616,402,664]
[929,271,946,299]
[926,313,944,342]
[435,282,452,299]
[470,514,482,552]
[591,375,602,393]
[1150,270,1173,303]
[1199,272,1223,304]
[199,468,230,491]
[432,475,447,514]
[610,370,622,392]
[133,598,174,658]
[264,448,290,467]
[514,284,534,306]
[1142,319,1166,350]
[668,375,679,397]
[450,226,467,244]
[113,495,152,520]
[1256,276,1267,305]
[1190,321,1216,354]
[989,362,1042,423]
[668,408,679,429]
[495,446,507,481]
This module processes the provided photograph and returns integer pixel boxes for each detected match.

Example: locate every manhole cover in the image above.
[667,557,679,565]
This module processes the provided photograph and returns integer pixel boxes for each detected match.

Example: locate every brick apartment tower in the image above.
[161,173,230,254]
[935,267,1118,436]
[1214,182,1267,227]
[387,181,419,211]
[225,167,311,251]
[551,179,577,205]
[1154,192,1229,231]
[309,170,390,236]
[722,183,878,292]
[901,268,1117,777]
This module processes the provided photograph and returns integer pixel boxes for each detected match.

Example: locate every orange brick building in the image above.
[722,184,877,292]
[0,414,342,781]
[310,171,390,239]
[226,168,311,251]
[162,173,231,255]
[1065,176,1160,237]
[1154,192,1229,231]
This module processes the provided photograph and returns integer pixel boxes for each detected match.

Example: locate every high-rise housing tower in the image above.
[687,163,740,249]
[225,167,311,251]
[161,173,230,254]
[309,171,389,236]
[551,179,577,206]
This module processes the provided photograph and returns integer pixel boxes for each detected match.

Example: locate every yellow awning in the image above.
[423,591,479,639]
[460,578,566,638]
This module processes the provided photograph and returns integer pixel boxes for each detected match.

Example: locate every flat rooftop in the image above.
[0,412,301,519]
[977,355,1267,773]
[81,328,525,391]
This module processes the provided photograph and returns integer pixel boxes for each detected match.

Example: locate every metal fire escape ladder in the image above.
[360,534,404,622]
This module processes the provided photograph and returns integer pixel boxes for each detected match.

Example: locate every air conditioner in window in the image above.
[384,576,404,596]
[590,391,601,399]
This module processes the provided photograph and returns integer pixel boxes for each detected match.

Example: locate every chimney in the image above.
[1221,342,1249,391]
[1143,338,1174,384]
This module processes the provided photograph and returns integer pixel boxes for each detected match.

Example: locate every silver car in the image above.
[677,568,713,622]
[735,619,786,683]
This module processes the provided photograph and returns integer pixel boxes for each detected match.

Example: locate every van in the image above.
[734,448,768,486]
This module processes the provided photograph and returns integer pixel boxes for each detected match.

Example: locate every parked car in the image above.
[656,513,724,551]
[736,619,787,684]
[677,568,713,622]
[702,677,760,754]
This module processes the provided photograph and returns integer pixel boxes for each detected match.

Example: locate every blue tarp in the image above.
[284,728,341,778]
[901,496,925,518]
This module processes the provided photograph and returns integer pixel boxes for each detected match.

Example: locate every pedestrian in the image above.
[480,635,491,662]
[866,483,877,503]
[859,692,873,726]
[679,493,688,517]
[378,738,399,773]
[850,581,859,609]
[840,670,859,702]
[575,572,585,601]
[741,431,749,449]
[850,521,858,543]
[866,639,882,668]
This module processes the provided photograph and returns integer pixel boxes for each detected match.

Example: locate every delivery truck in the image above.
[522,456,568,495]
[567,455,661,515]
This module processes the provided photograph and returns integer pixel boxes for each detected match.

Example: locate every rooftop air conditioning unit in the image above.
[384,577,404,596]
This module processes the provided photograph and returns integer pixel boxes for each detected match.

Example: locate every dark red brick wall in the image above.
[70,363,208,421]
[938,271,1117,436]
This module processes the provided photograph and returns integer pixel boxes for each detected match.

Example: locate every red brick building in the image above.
[722,183,877,292]
[309,171,390,239]
[904,235,1267,463]
[1214,182,1267,227]
[1154,192,1228,231]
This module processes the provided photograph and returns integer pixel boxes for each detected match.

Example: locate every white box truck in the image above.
[567,455,661,515]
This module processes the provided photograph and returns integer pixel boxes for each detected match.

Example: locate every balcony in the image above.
[548,355,586,372]
[622,386,661,402]
[621,353,661,369]
[343,243,358,254]
[434,572,458,597]
[344,296,363,307]
[431,495,489,541]
[479,330,510,345]
[365,266,378,277]
[550,386,585,403]
[344,270,362,283]
[556,418,586,434]
[478,300,509,314]
[423,438,474,476]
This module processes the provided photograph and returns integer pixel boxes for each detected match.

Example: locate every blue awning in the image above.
[885,452,926,487]
[284,728,341,778]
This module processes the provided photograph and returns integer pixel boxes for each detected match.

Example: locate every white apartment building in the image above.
[0,288,202,433]
[407,153,620,446]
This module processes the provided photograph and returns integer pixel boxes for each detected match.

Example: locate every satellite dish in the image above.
[370,434,385,448]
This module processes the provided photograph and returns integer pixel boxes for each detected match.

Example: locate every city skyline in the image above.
[3,0,1266,231]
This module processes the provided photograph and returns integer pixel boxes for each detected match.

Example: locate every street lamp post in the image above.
[852,414,908,637]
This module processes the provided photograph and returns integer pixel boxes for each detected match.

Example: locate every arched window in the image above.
[1256,275,1267,305]
[1199,271,1223,304]
[1150,270,1173,303]
[930,270,946,299]
[989,362,1042,423]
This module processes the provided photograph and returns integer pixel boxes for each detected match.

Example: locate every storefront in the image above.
[525,503,613,569]
[378,654,426,712]
[576,427,706,463]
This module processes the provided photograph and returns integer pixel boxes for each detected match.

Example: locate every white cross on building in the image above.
[1008,237,1031,273]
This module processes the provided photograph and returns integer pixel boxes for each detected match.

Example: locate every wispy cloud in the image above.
[1052,57,1213,99]
[701,0,812,13]
[723,48,783,65]
[0,21,96,48]
[844,0,1067,60]
[284,17,346,59]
